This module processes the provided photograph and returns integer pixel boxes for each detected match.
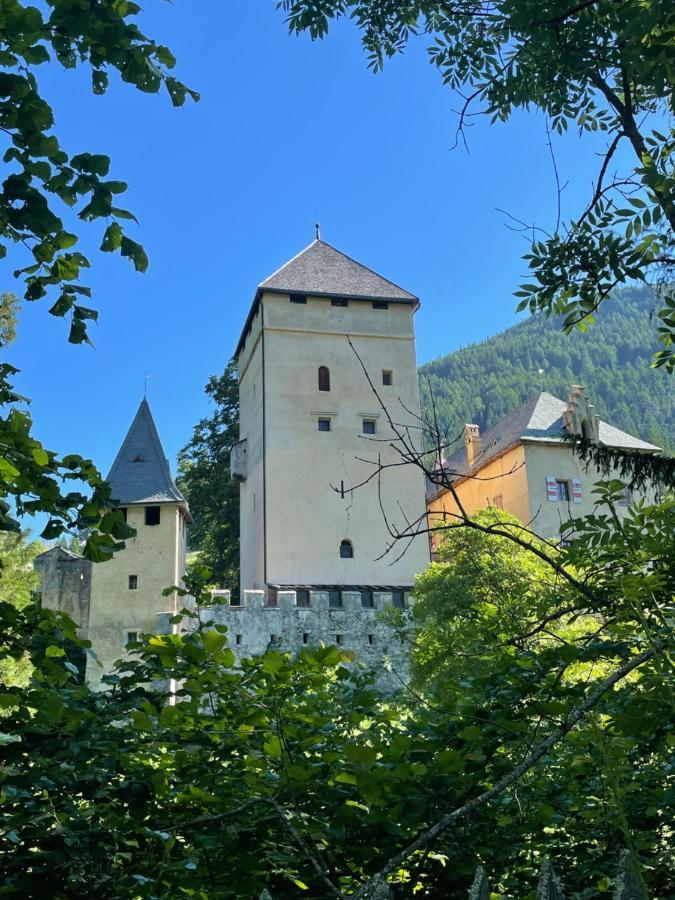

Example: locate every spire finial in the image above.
[538,368,544,393]
[314,209,320,241]
[144,372,150,397]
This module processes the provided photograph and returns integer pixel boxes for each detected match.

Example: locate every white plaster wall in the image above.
[260,293,430,587]
[238,314,265,592]
[524,442,657,537]
[87,502,185,688]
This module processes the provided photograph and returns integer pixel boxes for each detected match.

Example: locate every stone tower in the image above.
[234,239,430,597]
[85,398,191,688]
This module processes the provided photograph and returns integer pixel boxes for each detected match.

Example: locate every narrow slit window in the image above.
[382,370,393,386]
[235,634,242,645]
[318,366,330,392]
[368,634,374,645]
[335,634,343,645]
[339,540,353,559]
[303,633,309,644]
[128,574,138,590]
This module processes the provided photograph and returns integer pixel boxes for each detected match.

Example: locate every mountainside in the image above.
[418,286,674,454]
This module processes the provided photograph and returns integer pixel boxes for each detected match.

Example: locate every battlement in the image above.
[157,588,412,688]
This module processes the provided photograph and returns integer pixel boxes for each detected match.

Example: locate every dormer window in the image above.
[132,455,144,463]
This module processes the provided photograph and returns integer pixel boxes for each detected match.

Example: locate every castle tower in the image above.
[86,398,191,687]
[234,239,430,596]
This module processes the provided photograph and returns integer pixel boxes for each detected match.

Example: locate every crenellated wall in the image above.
[157,589,412,689]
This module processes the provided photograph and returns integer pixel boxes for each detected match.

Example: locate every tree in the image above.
[278,0,675,368]
[0,1,193,555]
[0,530,43,686]
[177,359,240,592]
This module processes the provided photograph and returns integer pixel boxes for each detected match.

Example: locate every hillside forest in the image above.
[419,286,674,453]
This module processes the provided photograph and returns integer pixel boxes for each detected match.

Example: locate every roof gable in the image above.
[258,240,418,302]
[106,399,186,506]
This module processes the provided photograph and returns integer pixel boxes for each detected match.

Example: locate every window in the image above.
[361,590,374,609]
[556,480,570,502]
[120,507,127,522]
[368,634,374,645]
[392,591,405,609]
[290,294,307,304]
[266,590,278,608]
[362,419,376,435]
[335,634,343,645]
[331,298,348,307]
[339,539,353,559]
[145,505,160,526]
[619,485,633,507]
[125,631,138,646]
[581,419,592,440]
[303,633,309,644]
[372,300,388,310]
[318,366,330,392]
[382,370,393,386]
[329,590,342,608]
[270,634,280,645]
[230,595,242,607]
[318,417,331,432]
[128,575,138,590]
[296,589,310,608]
[235,634,242,645]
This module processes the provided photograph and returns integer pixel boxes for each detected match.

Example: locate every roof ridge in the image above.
[311,239,416,298]
[258,238,319,287]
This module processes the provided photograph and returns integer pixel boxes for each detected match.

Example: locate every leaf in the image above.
[120,236,148,272]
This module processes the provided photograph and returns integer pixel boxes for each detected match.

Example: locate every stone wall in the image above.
[157,589,411,690]
[34,547,92,637]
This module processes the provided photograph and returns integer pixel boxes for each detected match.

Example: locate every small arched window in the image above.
[339,539,353,559]
[318,366,330,392]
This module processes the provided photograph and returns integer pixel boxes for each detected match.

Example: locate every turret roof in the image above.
[106,398,187,507]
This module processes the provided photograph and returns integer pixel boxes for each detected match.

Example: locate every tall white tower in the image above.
[86,399,191,687]
[234,239,429,597]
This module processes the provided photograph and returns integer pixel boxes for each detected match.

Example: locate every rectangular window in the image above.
[128,574,138,590]
[361,590,374,609]
[335,634,343,645]
[303,633,309,644]
[266,589,278,608]
[382,370,393,386]
[368,634,374,645]
[556,480,570,502]
[235,634,242,645]
[318,417,331,432]
[372,300,388,310]
[145,505,160,526]
[331,298,348,307]
[126,631,138,646]
[328,590,342,609]
[362,419,376,435]
[296,589,310,608]
[230,595,242,607]
[290,294,307,304]
[392,591,405,609]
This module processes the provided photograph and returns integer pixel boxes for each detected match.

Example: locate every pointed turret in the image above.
[107,398,187,507]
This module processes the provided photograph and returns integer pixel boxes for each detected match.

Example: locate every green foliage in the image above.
[419,286,674,454]
[0,293,19,345]
[279,0,675,366]
[0,0,198,342]
[0,531,42,687]
[177,359,240,593]
[0,496,673,896]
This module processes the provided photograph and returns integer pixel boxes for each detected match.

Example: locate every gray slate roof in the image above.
[236,239,419,357]
[259,239,418,302]
[106,398,187,506]
[439,392,660,483]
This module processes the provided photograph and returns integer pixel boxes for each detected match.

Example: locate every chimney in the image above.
[464,424,483,468]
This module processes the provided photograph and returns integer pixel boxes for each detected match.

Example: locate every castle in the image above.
[36,239,431,686]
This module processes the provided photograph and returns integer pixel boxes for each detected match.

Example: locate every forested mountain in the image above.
[418,286,674,454]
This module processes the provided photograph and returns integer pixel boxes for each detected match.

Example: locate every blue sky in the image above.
[5,1,633,506]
